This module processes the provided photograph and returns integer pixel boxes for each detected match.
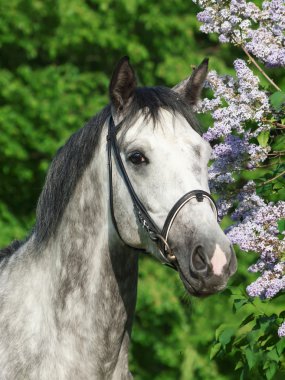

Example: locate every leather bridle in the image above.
[107,116,218,270]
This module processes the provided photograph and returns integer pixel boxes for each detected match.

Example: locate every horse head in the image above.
[108,57,237,297]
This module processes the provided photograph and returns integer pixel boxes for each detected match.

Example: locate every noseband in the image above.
[107,116,218,270]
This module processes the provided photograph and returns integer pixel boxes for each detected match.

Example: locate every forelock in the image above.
[124,86,201,133]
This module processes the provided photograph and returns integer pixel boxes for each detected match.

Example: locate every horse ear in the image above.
[172,58,209,106]
[109,56,137,113]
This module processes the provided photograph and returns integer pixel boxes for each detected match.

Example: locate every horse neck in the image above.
[39,131,139,376]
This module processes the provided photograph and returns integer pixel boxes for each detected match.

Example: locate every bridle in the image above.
[107,116,218,270]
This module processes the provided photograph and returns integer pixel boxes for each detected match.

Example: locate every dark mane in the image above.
[125,86,201,132]
[34,105,110,246]
[0,240,24,259]
[1,86,201,257]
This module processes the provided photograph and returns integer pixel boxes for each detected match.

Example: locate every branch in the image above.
[241,45,281,92]
[262,119,285,129]
[262,170,285,185]
[267,152,285,156]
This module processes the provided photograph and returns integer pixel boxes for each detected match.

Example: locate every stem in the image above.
[262,119,285,129]
[262,169,285,185]
[241,45,281,92]
[267,152,285,156]
[256,162,281,169]
[274,123,285,128]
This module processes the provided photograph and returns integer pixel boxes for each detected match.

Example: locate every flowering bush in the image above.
[193,0,285,378]
[195,0,285,66]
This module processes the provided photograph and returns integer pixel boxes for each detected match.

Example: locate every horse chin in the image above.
[177,266,228,298]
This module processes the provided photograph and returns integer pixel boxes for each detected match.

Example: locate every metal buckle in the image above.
[196,192,204,202]
[155,234,176,263]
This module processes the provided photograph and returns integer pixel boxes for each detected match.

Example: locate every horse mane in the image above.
[0,240,24,258]
[1,86,201,257]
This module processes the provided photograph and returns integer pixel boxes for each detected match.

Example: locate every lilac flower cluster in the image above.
[196,59,270,201]
[227,198,285,266]
[193,0,285,67]
[246,266,285,299]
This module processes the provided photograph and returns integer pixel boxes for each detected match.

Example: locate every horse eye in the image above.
[128,151,147,165]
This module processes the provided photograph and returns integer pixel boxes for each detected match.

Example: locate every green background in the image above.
[0,1,284,379]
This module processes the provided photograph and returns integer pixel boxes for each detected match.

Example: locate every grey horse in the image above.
[0,57,236,379]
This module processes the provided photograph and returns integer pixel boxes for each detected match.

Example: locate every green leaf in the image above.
[273,182,284,190]
[218,327,235,347]
[240,313,255,328]
[277,219,285,233]
[233,298,248,313]
[210,342,222,359]
[270,91,285,110]
[279,310,285,318]
[247,330,263,348]
[257,315,277,334]
[265,361,278,380]
[241,167,273,180]
[277,188,285,201]
[257,130,270,147]
[267,348,280,363]
[220,288,232,297]
[272,135,285,151]
[235,360,244,370]
[245,348,257,370]
[239,368,247,380]
[276,338,285,355]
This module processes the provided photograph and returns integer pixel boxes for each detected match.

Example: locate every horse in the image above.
[0,56,237,379]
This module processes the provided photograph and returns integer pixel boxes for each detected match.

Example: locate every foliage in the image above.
[0,0,225,246]
[0,1,285,379]
[212,287,285,380]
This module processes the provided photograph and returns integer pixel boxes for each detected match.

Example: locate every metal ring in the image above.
[148,230,158,241]
[155,234,176,262]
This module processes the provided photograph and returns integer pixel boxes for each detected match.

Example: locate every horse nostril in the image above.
[191,245,208,273]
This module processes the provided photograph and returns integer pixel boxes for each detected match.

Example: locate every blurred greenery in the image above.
[0,1,284,379]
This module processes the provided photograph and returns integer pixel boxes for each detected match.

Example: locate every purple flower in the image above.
[278,322,285,337]
[194,0,285,67]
